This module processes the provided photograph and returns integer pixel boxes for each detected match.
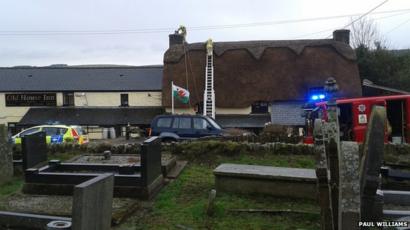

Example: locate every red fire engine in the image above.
[304,94,410,143]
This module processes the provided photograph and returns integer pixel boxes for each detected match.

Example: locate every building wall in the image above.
[216,107,251,115]
[0,92,64,125]
[74,92,162,107]
[165,107,196,114]
[0,91,161,126]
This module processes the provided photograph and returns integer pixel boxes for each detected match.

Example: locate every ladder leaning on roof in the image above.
[203,39,215,119]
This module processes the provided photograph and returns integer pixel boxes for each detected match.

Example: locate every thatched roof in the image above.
[165,39,356,63]
[163,39,362,108]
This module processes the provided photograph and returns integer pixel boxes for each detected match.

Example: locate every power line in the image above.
[342,0,389,29]
[0,7,409,37]
[325,0,389,38]
[295,9,410,39]
[386,17,410,34]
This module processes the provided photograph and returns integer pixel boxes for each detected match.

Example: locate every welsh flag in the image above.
[172,83,190,104]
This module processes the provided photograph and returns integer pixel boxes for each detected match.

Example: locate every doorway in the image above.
[338,103,353,141]
[386,100,406,143]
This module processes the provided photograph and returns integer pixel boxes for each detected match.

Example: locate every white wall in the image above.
[74,92,162,107]
[165,107,196,114]
[0,92,63,125]
[0,91,161,125]
[216,107,251,115]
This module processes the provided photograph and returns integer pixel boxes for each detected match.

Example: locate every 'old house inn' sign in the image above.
[5,93,57,107]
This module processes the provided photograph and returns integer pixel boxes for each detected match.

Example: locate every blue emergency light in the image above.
[310,94,325,101]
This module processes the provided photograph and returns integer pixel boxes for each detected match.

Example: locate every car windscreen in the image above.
[72,126,84,135]
[206,117,222,129]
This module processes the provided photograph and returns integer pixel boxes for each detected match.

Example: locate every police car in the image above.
[12,125,89,145]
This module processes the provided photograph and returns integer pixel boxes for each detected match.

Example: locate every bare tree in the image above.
[349,17,387,49]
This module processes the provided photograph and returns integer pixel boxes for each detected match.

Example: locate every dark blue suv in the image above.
[150,114,223,141]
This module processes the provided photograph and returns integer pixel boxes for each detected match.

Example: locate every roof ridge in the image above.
[0,64,163,69]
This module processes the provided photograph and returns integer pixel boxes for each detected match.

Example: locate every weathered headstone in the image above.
[314,91,389,229]
[313,119,333,230]
[0,124,13,184]
[72,173,114,230]
[22,131,47,170]
[206,189,217,216]
[359,106,386,222]
[338,141,360,230]
[324,77,341,230]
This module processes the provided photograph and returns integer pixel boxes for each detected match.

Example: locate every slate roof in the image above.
[0,65,163,92]
[270,101,305,126]
[19,107,164,126]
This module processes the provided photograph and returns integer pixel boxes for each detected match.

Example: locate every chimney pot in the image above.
[169,33,185,47]
[333,29,350,45]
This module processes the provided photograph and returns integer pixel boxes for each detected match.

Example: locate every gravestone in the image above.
[338,141,360,230]
[0,124,13,184]
[324,77,341,230]
[359,106,386,222]
[315,105,388,229]
[313,77,392,230]
[72,173,114,230]
[214,164,317,199]
[22,131,47,170]
[206,189,217,216]
[313,119,333,230]
[140,137,163,189]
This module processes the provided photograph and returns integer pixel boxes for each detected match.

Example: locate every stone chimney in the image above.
[169,32,185,47]
[333,29,350,45]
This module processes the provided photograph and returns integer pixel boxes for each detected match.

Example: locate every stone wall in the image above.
[0,124,13,184]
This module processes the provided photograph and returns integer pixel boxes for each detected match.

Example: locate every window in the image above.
[121,94,129,107]
[252,101,269,114]
[42,127,68,136]
[19,127,41,137]
[172,118,180,128]
[193,118,208,129]
[179,118,191,129]
[63,92,74,106]
[157,118,172,128]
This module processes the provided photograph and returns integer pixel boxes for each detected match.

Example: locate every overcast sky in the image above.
[0,0,409,67]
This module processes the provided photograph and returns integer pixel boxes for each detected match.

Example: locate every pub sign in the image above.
[5,93,57,106]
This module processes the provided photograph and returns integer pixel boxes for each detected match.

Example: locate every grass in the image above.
[119,153,320,229]
[5,144,319,229]
[0,177,23,209]
[0,178,23,199]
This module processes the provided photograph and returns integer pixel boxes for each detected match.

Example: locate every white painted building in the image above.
[0,65,163,138]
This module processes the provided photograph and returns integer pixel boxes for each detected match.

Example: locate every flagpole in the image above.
[171,81,174,114]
